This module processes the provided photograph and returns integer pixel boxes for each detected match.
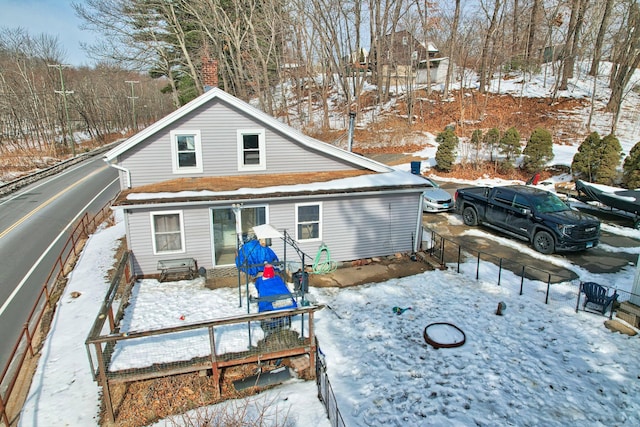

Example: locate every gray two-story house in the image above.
[104,87,430,277]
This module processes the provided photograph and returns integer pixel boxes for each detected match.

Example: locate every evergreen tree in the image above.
[596,134,622,185]
[471,129,483,167]
[483,127,500,161]
[623,141,640,189]
[522,127,554,173]
[571,132,601,182]
[435,128,459,172]
[498,127,521,166]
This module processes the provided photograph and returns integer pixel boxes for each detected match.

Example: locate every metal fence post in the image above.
[0,388,8,426]
[545,273,551,304]
[24,324,34,357]
[476,252,481,280]
[498,259,503,286]
[575,282,582,312]
[520,266,525,295]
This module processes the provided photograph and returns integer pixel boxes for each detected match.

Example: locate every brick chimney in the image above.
[202,57,218,91]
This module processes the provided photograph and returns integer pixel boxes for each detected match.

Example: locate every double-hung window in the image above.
[151,211,185,254]
[237,129,266,171]
[171,130,203,174]
[296,203,321,241]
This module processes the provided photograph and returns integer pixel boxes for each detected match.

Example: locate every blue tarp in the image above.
[254,275,297,312]
[235,239,279,275]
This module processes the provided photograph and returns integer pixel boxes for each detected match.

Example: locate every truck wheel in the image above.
[462,207,478,226]
[533,231,554,254]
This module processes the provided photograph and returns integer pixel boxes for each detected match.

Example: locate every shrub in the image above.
[571,132,601,182]
[471,129,483,167]
[435,128,459,172]
[522,127,554,173]
[596,134,622,185]
[483,128,500,161]
[623,141,640,189]
[498,127,521,167]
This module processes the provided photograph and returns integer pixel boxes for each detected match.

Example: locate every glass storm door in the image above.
[212,206,266,266]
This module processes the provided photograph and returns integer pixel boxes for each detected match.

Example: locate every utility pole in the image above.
[125,80,139,131]
[49,64,75,156]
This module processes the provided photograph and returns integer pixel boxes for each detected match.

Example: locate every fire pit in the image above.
[423,322,466,349]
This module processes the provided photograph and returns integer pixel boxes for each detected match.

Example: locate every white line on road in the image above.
[0,177,119,317]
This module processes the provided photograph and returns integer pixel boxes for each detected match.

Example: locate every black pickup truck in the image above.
[454,185,600,254]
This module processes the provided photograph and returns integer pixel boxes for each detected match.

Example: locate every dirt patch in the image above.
[310,254,433,288]
[604,319,638,336]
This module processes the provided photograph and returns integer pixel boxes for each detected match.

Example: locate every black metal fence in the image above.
[315,340,345,427]
[424,226,638,311]
[423,226,580,305]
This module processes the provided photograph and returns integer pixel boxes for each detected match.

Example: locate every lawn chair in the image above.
[580,281,618,316]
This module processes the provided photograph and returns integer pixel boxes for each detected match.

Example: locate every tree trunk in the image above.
[512,0,519,56]
[589,0,614,76]
[479,0,502,94]
[605,0,640,133]
[560,0,587,90]
[444,0,461,100]
[526,0,540,62]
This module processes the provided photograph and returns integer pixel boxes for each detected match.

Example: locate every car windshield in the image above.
[532,192,570,213]
[423,177,440,188]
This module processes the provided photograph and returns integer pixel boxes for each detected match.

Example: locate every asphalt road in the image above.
[0,156,119,372]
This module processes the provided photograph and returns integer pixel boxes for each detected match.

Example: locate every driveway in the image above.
[423,209,637,284]
[365,154,638,282]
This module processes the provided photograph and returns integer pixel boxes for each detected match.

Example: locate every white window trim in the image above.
[295,202,322,242]
[150,210,186,255]
[170,130,203,174]
[237,129,266,171]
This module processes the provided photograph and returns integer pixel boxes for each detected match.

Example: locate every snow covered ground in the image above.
[17,63,640,426]
[19,204,640,426]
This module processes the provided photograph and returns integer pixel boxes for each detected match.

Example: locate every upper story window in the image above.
[171,130,203,174]
[296,202,322,241]
[151,211,185,254]
[237,129,266,171]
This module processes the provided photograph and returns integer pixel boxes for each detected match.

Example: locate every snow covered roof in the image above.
[113,169,431,208]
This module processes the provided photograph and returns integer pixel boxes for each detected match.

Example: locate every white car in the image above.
[421,178,453,212]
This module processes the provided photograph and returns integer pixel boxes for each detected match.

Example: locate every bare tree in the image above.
[589,0,614,76]
[0,29,65,158]
[478,0,502,94]
[526,0,541,63]
[559,0,589,91]
[443,0,461,100]
[606,0,640,133]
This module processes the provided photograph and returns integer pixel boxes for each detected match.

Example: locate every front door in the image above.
[211,206,266,266]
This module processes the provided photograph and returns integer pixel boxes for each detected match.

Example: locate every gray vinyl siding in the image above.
[126,190,422,276]
[118,101,362,188]
[267,192,421,264]
[127,206,214,277]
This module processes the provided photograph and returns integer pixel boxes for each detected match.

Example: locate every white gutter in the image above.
[105,158,131,189]
[115,187,429,210]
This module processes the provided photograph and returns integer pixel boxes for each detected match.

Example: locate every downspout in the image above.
[106,159,132,189]
[347,111,356,152]
[414,193,425,255]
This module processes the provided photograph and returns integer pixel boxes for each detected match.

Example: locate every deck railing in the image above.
[85,256,321,424]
